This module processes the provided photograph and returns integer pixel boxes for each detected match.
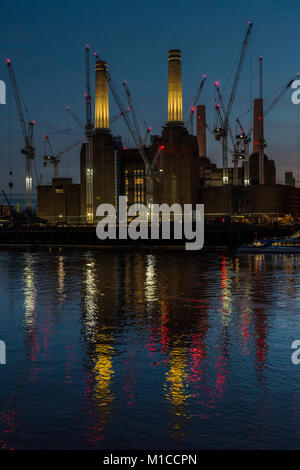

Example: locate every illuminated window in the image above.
[133,168,144,204]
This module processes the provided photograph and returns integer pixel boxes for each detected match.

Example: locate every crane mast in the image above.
[85,45,94,223]
[236,118,251,186]
[218,21,252,184]
[215,83,240,185]
[7,59,35,211]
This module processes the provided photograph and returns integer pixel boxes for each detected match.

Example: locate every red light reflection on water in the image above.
[145,300,170,362]
[124,351,137,406]
[0,397,20,450]
[82,370,105,447]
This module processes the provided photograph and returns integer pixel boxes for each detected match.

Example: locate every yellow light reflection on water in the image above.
[93,333,115,408]
[164,341,190,440]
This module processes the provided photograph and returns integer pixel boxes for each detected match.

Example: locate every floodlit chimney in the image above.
[95,60,109,130]
[196,105,207,157]
[168,49,183,124]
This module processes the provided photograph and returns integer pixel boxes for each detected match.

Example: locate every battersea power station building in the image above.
[37,50,300,223]
[38,49,200,222]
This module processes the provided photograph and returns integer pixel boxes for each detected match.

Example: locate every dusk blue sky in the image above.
[0,0,299,192]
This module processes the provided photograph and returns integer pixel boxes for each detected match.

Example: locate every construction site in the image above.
[2,21,300,245]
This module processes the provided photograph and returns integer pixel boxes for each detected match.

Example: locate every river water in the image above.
[0,249,299,450]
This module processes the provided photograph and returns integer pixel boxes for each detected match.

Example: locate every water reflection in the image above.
[23,253,37,328]
[80,253,119,446]
[1,250,300,449]
[57,255,65,300]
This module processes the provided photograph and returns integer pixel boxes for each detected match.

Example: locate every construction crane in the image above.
[238,72,299,129]
[215,84,242,185]
[143,127,152,146]
[66,105,85,130]
[233,69,298,186]
[95,58,162,212]
[6,59,35,211]
[111,109,130,123]
[214,84,237,148]
[123,81,152,146]
[123,81,146,149]
[214,104,235,157]
[101,67,152,207]
[186,75,207,134]
[214,103,226,141]
[213,21,253,185]
[85,45,94,223]
[235,118,251,185]
[264,73,299,116]
[67,103,128,128]
[43,135,85,177]
[151,145,165,174]
[67,46,94,223]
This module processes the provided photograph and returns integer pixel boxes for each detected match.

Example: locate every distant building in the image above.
[37,178,80,223]
[0,205,12,217]
[285,172,296,187]
[199,184,300,219]
[248,153,276,185]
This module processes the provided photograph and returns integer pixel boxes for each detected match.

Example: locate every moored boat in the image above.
[238,231,300,253]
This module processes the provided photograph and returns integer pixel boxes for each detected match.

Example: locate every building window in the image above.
[134,168,144,204]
